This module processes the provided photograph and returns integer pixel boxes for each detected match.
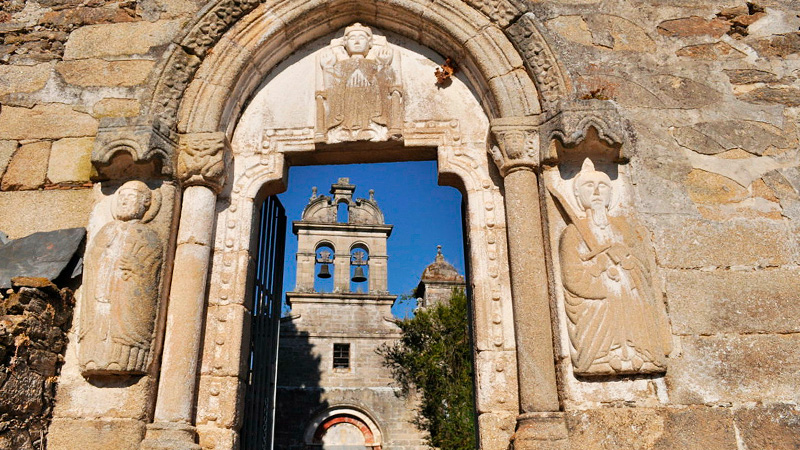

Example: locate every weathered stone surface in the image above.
[0,104,98,140]
[56,59,155,87]
[0,282,74,449]
[48,137,94,184]
[63,20,181,60]
[39,6,136,28]
[657,16,730,38]
[733,403,800,450]
[676,42,746,59]
[674,120,792,156]
[684,169,749,204]
[47,418,146,450]
[0,140,17,179]
[724,69,779,84]
[91,98,140,118]
[668,334,800,404]
[1,141,50,190]
[646,215,798,268]
[0,189,93,239]
[0,62,52,96]
[737,86,800,107]
[666,267,800,335]
[565,407,737,449]
[547,14,655,52]
[749,32,800,58]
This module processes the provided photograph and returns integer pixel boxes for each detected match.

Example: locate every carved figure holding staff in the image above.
[551,158,672,376]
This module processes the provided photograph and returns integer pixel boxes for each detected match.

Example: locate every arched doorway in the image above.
[132,0,595,448]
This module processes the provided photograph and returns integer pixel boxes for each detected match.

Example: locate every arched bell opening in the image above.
[315,242,336,293]
[349,244,370,293]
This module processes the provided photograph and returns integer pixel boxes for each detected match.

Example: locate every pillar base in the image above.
[511,412,569,450]
[140,422,201,450]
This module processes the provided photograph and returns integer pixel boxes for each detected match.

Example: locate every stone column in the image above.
[141,132,229,450]
[490,117,568,448]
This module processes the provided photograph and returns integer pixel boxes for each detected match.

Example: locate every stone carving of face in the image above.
[575,172,612,212]
[114,181,152,221]
[344,30,372,57]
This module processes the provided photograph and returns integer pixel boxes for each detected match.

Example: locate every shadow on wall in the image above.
[273,317,327,449]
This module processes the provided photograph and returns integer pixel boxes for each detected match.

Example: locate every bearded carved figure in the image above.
[554,159,672,376]
[316,23,403,143]
[79,180,163,376]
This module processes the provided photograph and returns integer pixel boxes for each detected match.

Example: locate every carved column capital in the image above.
[92,116,178,181]
[489,116,544,177]
[540,100,628,164]
[177,132,230,192]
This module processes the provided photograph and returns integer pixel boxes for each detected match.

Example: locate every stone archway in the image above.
[68,0,632,449]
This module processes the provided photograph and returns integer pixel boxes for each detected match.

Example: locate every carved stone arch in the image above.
[144,0,573,134]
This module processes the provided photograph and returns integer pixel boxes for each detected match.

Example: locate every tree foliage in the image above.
[379,290,476,449]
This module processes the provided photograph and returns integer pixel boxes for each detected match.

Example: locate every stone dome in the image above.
[420,245,464,282]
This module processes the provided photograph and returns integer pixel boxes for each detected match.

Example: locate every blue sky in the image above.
[278,161,465,318]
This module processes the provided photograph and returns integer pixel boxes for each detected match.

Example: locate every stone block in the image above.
[737,86,800,107]
[0,189,93,239]
[0,140,18,179]
[478,412,515,450]
[200,303,250,377]
[657,16,730,38]
[1,141,50,190]
[475,350,517,413]
[667,334,800,404]
[676,42,746,59]
[56,59,155,87]
[646,215,798,268]
[733,403,800,450]
[0,62,52,96]
[666,267,800,335]
[48,137,94,184]
[92,98,140,118]
[565,407,737,450]
[0,104,98,140]
[196,375,244,428]
[197,425,239,450]
[47,417,146,450]
[63,20,181,60]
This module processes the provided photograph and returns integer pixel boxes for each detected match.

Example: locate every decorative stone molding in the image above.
[506,13,571,112]
[177,132,230,192]
[540,100,628,164]
[489,116,545,176]
[91,116,178,181]
[147,0,570,132]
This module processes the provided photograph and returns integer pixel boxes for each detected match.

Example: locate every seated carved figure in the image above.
[557,159,672,376]
[79,180,163,376]
[316,23,403,143]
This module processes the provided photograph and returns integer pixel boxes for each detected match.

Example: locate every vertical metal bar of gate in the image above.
[242,195,286,450]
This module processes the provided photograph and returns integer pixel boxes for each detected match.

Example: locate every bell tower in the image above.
[289,177,393,295]
[279,179,424,449]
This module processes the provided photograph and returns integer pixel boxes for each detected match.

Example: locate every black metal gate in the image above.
[241,195,286,450]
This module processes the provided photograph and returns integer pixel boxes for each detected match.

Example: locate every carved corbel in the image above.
[489,116,544,177]
[92,116,178,181]
[177,132,230,192]
[540,100,627,164]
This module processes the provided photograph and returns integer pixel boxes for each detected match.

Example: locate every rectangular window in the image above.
[333,343,350,369]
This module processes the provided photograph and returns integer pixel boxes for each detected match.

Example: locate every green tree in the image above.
[379,290,476,449]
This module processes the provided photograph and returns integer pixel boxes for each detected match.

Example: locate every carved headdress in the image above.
[344,22,373,38]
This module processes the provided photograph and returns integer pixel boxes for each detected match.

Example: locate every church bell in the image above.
[317,264,332,279]
[351,266,367,283]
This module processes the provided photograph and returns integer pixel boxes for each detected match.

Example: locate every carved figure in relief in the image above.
[553,159,672,376]
[79,180,163,376]
[316,23,403,143]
